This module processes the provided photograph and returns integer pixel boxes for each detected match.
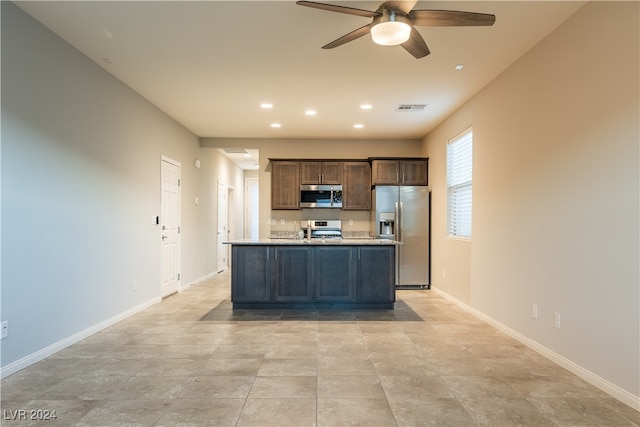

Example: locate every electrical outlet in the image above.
[1,321,8,339]
[132,280,137,292]
[554,312,561,329]
[532,304,538,319]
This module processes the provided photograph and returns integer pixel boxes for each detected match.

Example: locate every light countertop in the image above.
[224,238,399,246]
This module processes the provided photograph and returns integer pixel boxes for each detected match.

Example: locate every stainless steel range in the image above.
[304,220,342,239]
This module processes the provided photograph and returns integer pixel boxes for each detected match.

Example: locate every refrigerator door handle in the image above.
[394,202,400,241]
[397,201,404,242]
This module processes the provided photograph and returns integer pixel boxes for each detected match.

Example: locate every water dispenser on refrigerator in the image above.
[379,212,395,238]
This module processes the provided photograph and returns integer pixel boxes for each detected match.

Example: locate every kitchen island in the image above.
[224,239,398,309]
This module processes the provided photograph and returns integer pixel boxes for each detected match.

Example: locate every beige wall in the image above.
[201,138,422,237]
[1,2,247,373]
[421,102,473,302]
[423,1,638,406]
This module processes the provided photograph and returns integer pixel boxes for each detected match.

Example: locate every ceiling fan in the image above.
[296,0,495,58]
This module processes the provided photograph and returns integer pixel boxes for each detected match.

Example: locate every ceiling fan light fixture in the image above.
[370,10,411,46]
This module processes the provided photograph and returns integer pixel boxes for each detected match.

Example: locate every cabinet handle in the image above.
[266,249,270,260]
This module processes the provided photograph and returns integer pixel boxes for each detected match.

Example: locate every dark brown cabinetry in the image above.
[371,159,428,186]
[271,161,300,210]
[271,158,428,210]
[300,161,342,185]
[342,161,371,210]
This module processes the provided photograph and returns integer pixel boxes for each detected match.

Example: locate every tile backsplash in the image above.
[268,219,372,239]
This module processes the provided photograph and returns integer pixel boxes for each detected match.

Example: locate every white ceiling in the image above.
[17,1,584,143]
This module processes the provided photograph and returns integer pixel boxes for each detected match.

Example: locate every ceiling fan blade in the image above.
[379,1,418,15]
[322,24,372,49]
[296,1,380,18]
[409,10,496,26]
[401,27,430,58]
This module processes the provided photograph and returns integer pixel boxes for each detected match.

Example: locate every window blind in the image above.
[447,128,473,238]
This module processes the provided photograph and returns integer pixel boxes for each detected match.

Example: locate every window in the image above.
[447,128,473,238]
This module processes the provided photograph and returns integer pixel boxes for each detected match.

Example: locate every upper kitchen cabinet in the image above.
[271,161,300,210]
[370,158,428,186]
[342,161,371,210]
[300,161,343,185]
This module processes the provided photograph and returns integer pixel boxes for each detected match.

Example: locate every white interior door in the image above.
[217,181,228,273]
[161,157,181,297]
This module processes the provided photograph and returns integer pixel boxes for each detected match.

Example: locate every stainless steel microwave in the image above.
[300,185,342,208]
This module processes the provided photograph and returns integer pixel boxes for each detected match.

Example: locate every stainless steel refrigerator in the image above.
[371,186,430,288]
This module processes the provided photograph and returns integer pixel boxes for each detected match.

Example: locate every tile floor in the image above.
[1,272,638,426]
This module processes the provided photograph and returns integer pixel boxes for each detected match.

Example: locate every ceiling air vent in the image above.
[396,104,427,112]
[222,148,248,154]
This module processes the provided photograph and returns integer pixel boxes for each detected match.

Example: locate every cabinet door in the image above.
[300,162,323,184]
[271,161,300,209]
[320,162,343,184]
[273,246,314,301]
[356,246,395,302]
[231,246,271,302]
[300,161,343,184]
[401,160,428,185]
[315,246,354,301]
[342,162,371,210]
[371,160,400,185]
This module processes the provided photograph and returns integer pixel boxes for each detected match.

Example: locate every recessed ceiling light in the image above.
[360,104,373,110]
[353,124,364,129]
[261,103,273,109]
[454,64,464,70]
[270,123,281,128]
[305,110,317,116]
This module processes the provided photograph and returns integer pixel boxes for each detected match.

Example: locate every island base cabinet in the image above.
[315,246,354,301]
[273,247,314,301]
[356,246,396,302]
[230,244,395,309]
[231,246,271,302]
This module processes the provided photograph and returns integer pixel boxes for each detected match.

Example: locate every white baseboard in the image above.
[431,287,640,412]
[188,271,219,287]
[0,296,161,380]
